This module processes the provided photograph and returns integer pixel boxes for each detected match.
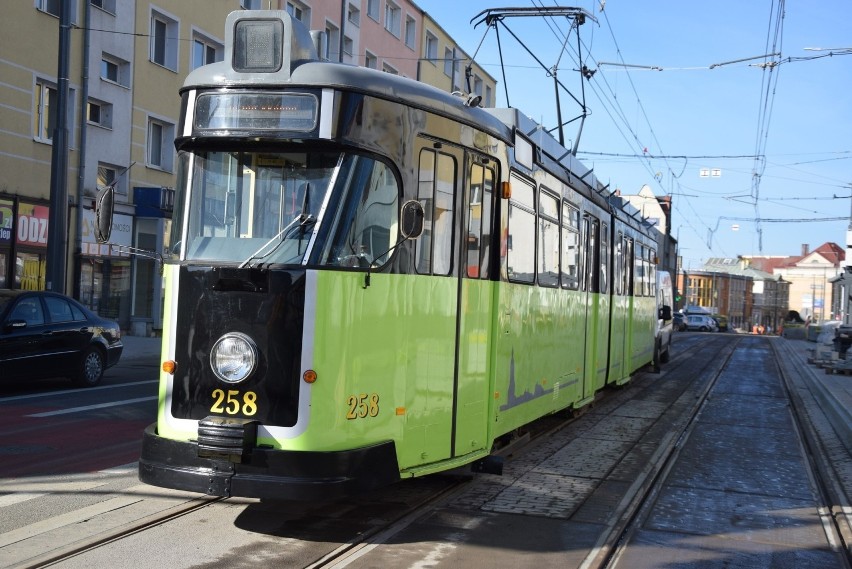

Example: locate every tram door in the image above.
[582,215,603,399]
[611,234,634,384]
[453,153,495,457]
[405,141,491,467]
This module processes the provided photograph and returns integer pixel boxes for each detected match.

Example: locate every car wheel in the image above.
[74,347,105,387]
[700,326,708,332]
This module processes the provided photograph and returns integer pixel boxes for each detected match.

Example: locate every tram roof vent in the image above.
[224,10,318,79]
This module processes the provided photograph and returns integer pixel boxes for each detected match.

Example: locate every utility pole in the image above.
[46,0,71,293]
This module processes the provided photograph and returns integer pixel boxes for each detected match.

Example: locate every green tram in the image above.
[96,10,663,500]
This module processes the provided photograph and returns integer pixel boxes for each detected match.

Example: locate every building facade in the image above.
[0,0,496,334]
[743,242,844,324]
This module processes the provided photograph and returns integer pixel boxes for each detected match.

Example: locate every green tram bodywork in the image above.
[130,11,662,499]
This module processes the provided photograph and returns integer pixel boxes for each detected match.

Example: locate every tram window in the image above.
[624,237,634,296]
[321,157,399,268]
[507,174,535,283]
[600,223,609,294]
[649,247,657,295]
[175,150,398,266]
[416,148,456,276]
[614,234,623,295]
[537,190,559,288]
[635,244,645,296]
[585,217,599,293]
[561,202,579,290]
[466,161,494,279]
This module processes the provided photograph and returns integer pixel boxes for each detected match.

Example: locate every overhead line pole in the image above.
[46,0,71,293]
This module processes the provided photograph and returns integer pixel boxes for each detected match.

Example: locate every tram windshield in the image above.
[171,150,399,267]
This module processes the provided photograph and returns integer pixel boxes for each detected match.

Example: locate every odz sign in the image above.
[16,203,50,248]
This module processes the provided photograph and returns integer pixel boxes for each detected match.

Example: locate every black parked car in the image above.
[0,289,123,387]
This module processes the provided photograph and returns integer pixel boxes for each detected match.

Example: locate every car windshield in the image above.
[171,150,399,267]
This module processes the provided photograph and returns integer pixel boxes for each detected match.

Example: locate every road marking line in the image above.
[0,381,158,403]
[26,397,157,417]
[0,493,46,508]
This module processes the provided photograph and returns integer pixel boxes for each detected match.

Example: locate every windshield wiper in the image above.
[238,213,316,268]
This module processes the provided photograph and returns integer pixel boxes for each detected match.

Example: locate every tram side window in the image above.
[416,148,456,276]
[601,223,609,294]
[561,202,579,289]
[585,216,600,293]
[537,190,559,288]
[624,236,634,296]
[466,161,494,279]
[648,248,657,295]
[614,233,623,295]
[635,244,646,296]
[506,174,535,283]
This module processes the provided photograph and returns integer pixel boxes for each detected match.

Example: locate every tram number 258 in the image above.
[211,388,258,416]
[346,393,379,420]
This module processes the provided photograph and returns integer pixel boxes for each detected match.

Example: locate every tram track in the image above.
[773,340,852,567]
[15,495,224,569]
[590,336,742,569]
[596,335,852,569]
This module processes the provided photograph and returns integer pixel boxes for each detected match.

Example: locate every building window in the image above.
[485,85,492,107]
[365,50,377,69]
[367,0,379,21]
[347,3,360,26]
[443,47,453,77]
[286,1,310,26]
[384,1,401,37]
[87,99,112,129]
[404,15,415,49]
[91,0,116,14]
[97,163,123,194]
[342,36,354,59]
[150,10,178,71]
[192,34,222,70]
[382,62,398,75]
[33,80,57,142]
[325,21,340,61]
[148,118,175,171]
[425,31,438,62]
[38,0,78,19]
[241,0,261,8]
[100,54,129,86]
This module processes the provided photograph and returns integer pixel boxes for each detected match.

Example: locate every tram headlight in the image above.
[210,332,258,384]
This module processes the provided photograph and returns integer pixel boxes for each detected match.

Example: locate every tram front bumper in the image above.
[138,423,401,500]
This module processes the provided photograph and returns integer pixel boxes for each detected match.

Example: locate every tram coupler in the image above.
[197,416,259,463]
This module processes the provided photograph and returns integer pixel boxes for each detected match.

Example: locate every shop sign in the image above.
[82,208,132,257]
[16,202,49,248]
[0,199,12,245]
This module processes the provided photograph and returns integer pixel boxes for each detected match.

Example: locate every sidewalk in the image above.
[777,336,852,448]
[119,334,162,365]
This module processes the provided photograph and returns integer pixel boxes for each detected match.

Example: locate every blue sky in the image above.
[416,0,852,270]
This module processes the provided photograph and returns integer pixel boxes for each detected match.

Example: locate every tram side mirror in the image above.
[400,200,424,239]
[94,186,115,243]
[659,305,672,321]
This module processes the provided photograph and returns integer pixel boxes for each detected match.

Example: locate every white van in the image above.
[654,270,674,370]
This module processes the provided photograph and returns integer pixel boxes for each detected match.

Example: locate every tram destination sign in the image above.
[194,92,317,132]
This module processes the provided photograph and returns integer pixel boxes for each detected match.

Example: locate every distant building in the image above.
[743,242,843,323]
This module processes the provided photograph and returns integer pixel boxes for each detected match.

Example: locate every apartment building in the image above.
[0,0,497,334]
